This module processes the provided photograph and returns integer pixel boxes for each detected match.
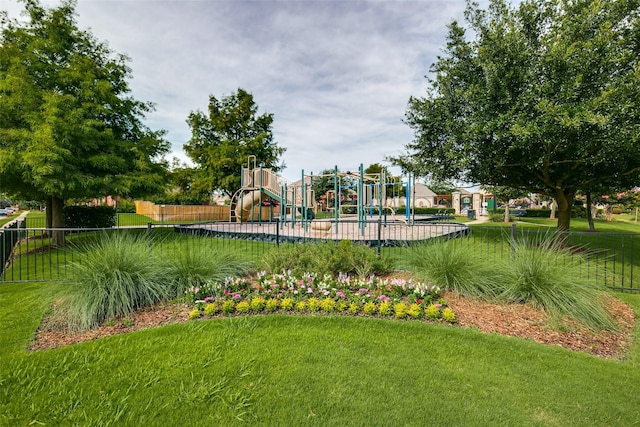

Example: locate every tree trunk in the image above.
[504,204,510,223]
[550,199,557,219]
[51,196,65,247]
[586,192,595,232]
[554,189,574,233]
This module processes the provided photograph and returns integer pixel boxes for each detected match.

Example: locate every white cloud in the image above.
[2,0,483,181]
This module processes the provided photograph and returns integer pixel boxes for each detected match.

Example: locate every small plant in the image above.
[424,304,440,320]
[363,302,377,315]
[250,297,266,312]
[394,302,408,319]
[281,298,294,311]
[189,309,201,319]
[442,307,457,323]
[320,298,336,312]
[378,301,392,316]
[265,298,279,312]
[407,303,421,318]
[295,301,307,312]
[336,301,348,312]
[308,298,321,312]
[348,303,359,314]
[204,303,218,316]
[236,301,250,314]
[221,300,235,314]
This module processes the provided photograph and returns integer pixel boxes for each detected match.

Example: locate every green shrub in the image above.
[363,302,377,315]
[442,308,457,323]
[265,298,279,312]
[236,301,250,313]
[165,245,249,297]
[221,300,235,314]
[59,233,171,331]
[204,303,218,316]
[394,302,408,319]
[116,199,137,213]
[64,205,116,228]
[496,235,617,330]
[407,304,421,318]
[261,240,392,277]
[402,240,498,298]
[378,301,392,316]
[489,213,508,222]
[281,298,294,311]
[319,298,335,312]
[424,304,440,320]
[250,297,266,312]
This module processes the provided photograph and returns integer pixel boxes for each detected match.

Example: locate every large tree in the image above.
[392,0,640,231]
[0,0,169,243]
[184,88,286,197]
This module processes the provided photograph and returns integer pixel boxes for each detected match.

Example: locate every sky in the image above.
[2,0,489,182]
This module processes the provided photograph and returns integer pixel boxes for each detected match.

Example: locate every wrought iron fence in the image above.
[1,219,637,291]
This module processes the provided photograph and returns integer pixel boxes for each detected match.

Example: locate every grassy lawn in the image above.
[1,277,639,425]
[1,227,640,425]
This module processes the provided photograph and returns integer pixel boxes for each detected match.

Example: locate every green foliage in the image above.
[236,301,250,314]
[203,303,218,316]
[116,199,137,213]
[496,236,617,331]
[184,88,286,196]
[261,240,392,277]
[393,0,640,231]
[165,243,249,297]
[363,302,377,315]
[394,302,408,319]
[424,304,440,320]
[63,205,116,228]
[489,213,509,223]
[250,297,266,312]
[402,240,497,298]
[59,233,171,331]
[441,307,457,323]
[0,1,169,225]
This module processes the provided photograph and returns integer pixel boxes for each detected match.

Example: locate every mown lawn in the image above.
[1,277,640,426]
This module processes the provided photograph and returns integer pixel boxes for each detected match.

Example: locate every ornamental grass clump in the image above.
[60,232,171,331]
[166,245,250,298]
[403,239,497,298]
[496,235,617,331]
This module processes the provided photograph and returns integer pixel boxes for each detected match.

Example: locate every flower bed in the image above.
[186,271,457,323]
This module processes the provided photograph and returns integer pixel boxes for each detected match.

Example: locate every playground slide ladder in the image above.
[231,167,314,222]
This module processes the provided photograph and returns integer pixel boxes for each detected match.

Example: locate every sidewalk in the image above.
[466,214,491,225]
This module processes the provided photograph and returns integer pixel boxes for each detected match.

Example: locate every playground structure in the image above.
[227,156,452,239]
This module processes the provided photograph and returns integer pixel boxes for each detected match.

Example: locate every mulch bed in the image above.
[30,293,635,359]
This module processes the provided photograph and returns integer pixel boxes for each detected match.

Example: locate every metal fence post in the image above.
[377,217,382,256]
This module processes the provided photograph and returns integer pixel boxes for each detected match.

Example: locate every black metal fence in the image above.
[1,220,638,291]
[0,219,26,277]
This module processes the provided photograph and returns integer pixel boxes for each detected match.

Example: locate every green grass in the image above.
[1,279,640,425]
[2,235,640,425]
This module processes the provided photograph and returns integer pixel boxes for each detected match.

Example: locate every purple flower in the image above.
[233,293,241,300]
[204,297,214,302]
